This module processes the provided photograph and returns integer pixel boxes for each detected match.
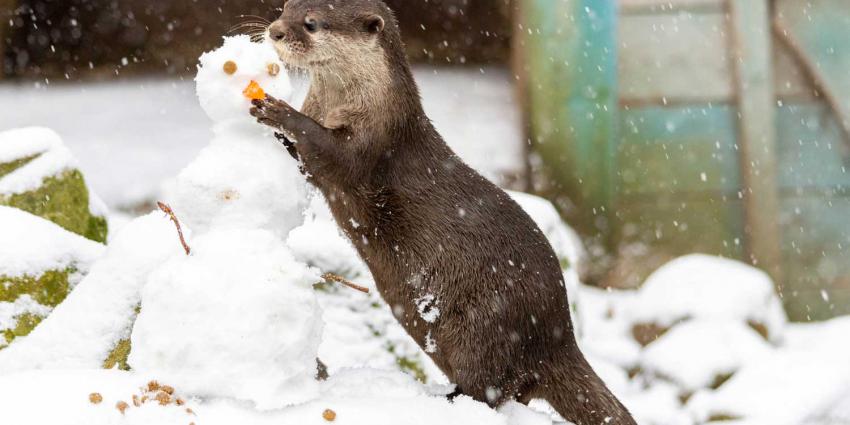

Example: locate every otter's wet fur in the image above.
[251,1,636,423]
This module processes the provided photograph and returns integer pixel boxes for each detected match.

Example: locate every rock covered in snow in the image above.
[0,212,181,370]
[169,35,308,239]
[630,254,787,342]
[641,320,773,392]
[0,127,108,243]
[129,228,324,409]
[0,206,105,350]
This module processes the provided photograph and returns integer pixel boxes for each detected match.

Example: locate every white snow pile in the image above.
[0,127,75,195]
[0,206,104,282]
[572,254,850,425]
[0,206,105,350]
[0,212,182,371]
[629,254,787,342]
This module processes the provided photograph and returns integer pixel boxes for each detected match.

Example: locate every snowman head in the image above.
[195,35,292,123]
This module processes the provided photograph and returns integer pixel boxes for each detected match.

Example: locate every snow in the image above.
[0,212,183,372]
[0,127,77,196]
[629,254,788,341]
[641,320,772,391]
[0,367,546,425]
[0,206,105,278]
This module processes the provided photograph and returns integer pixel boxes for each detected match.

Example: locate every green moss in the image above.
[0,154,39,178]
[103,338,132,370]
[101,304,140,370]
[0,269,72,307]
[0,169,107,243]
[386,342,428,383]
[707,413,742,422]
[2,313,45,347]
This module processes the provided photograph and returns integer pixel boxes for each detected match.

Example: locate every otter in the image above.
[250,1,636,424]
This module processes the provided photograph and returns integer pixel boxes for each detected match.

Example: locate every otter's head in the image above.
[267,0,392,71]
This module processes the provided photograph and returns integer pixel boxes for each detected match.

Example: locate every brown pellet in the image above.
[88,393,103,404]
[223,60,238,75]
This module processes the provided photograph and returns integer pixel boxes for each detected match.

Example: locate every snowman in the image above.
[128,36,324,409]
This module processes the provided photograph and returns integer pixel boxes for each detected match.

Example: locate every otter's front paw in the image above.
[250,95,298,135]
[324,107,354,130]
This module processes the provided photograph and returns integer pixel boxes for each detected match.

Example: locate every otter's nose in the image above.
[268,21,286,41]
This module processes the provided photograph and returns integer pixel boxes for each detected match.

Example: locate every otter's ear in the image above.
[363,14,385,34]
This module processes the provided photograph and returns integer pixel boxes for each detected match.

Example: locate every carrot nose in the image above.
[243,80,266,100]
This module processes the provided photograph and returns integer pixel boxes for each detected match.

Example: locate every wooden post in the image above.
[728,0,783,284]
[0,0,15,78]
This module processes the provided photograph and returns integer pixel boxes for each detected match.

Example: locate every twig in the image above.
[157,202,191,255]
[322,273,370,294]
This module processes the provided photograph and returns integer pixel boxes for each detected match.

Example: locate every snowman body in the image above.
[129,36,323,409]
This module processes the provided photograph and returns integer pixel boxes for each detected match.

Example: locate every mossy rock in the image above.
[0,269,75,350]
[0,169,107,243]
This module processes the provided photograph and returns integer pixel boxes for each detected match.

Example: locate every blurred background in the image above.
[1,0,850,322]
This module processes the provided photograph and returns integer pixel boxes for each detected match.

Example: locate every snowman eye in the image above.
[223,61,238,75]
[267,63,281,76]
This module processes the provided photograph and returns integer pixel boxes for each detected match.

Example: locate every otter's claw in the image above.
[250,95,300,132]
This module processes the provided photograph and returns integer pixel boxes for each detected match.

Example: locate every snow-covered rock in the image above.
[629,254,787,342]
[641,320,773,392]
[0,127,108,243]
[129,228,323,409]
[0,206,105,350]
[0,212,181,371]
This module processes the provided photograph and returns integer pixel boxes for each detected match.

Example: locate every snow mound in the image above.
[0,206,104,279]
[0,206,105,350]
[288,193,368,279]
[0,212,183,372]
[0,368,547,425]
[641,320,773,391]
[0,127,76,195]
[630,254,787,341]
[129,228,323,409]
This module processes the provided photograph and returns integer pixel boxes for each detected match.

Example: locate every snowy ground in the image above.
[0,67,524,210]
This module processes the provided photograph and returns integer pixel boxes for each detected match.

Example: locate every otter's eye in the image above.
[304,18,318,33]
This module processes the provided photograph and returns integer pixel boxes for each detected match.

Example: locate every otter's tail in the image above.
[539,354,637,425]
